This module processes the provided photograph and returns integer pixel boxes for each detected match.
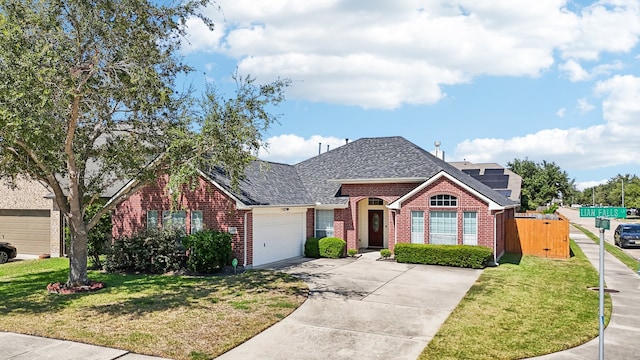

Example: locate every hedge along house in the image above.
[112,136,519,267]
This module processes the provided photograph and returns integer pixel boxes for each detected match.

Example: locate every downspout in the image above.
[493,209,505,266]
[243,212,248,267]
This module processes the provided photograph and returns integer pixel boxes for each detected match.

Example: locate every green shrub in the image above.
[183,230,232,273]
[318,237,346,259]
[105,229,184,274]
[380,249,392,258]
[304,237,321,258]
[347,249,358,257]
[543,203,559,214]
[394,243,493,269]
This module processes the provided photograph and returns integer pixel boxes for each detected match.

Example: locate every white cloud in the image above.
[186,0,640,109]
[181,17,226,55]
[556,108,566,117]
[575,179,608,191]
[559,59,589,81]
[258,134,347,164]
[577,98,595,113]
[454,74,640,171]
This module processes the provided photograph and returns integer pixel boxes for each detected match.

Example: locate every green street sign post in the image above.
[579,207,627,219]
[579,207,626,360]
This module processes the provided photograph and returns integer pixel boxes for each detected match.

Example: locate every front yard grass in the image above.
[0,258,307,360]
[421,240,611,360]
[573,223,639,271]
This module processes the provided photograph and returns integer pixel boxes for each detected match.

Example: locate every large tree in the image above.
[0,0,288,286]
[507,158,576,210]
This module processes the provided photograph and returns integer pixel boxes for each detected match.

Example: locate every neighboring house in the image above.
[112,137,519,267]
[449,161,522,204]
[0,177,63,256]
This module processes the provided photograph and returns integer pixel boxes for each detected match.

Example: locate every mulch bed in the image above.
[47,281,105,295]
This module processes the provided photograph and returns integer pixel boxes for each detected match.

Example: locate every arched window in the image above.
[430,194,457,207]
[368,198,384,206]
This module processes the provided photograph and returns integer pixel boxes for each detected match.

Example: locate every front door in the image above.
[368,210,383,248]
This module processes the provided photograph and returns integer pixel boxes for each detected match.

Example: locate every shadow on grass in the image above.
[0,267,76,313]
[0,263,307,317]
[501,252,522,265]
[85,270,308,317]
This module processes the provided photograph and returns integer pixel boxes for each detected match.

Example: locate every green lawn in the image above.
[573,223,639,271]
[0,258,307,360]
[421,240,611,360]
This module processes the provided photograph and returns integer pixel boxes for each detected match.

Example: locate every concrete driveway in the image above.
[216,251,482,360]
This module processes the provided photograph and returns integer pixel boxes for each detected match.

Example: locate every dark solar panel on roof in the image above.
[497,189,512,197]
[484,168,505,175]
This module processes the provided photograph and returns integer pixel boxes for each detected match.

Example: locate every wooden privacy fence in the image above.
[505,213,570,259]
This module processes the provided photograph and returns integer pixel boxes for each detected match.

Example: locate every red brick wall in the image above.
[327,183,420,250]
[306,208,315,239]
[112,175,249,264]
[394,177,494,252]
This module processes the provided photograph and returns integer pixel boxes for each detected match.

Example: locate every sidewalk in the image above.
[529,207,640,359]
[0,332,171,360]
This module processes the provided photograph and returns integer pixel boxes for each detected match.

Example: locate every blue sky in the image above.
[180,0,640,190]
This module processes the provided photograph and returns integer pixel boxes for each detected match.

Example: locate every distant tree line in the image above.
[507,158,575,211]
[507,158,639,211]
[573,174,640,209]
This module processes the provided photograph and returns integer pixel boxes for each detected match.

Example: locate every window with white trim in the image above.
[162,210,187,234]
[430,194,458,207]
[463,212,478,245]
[368,198,383,206]
[315,210,334,238]
[411,211,424,244]
[429,211,457,245]
[191,211,203,233]
[146,210,159,229]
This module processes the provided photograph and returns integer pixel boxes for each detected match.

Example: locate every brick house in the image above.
[112,136,519,267]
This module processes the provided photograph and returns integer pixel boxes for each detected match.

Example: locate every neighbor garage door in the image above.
[253,211,305,266]
[0,209,50,255]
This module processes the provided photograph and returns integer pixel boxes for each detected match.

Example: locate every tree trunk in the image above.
[67,213,89,286]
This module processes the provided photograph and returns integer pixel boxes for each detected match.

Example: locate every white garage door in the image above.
[253,211,305,266]
[0,209,51,255]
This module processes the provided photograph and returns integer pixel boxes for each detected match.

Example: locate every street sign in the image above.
[595,217,610,230]
[579,207,627,219]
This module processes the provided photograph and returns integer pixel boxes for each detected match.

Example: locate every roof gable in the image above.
[388,171,506,210]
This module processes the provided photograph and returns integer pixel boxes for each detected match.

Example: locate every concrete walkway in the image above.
[528,207,640,359]
[0,331,171,360]
[215,251,482,360]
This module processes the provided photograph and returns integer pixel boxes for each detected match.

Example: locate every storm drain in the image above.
[587,287,620,293]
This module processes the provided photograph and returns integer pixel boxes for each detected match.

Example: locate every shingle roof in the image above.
[203,161,313,206]
[293,136,518,208]
[210,136,518,208]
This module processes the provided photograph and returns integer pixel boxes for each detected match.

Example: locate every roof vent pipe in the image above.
[318,142,321,155]
[432,141,445,161]
[327,144,330,152]
[345,138,349,144]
